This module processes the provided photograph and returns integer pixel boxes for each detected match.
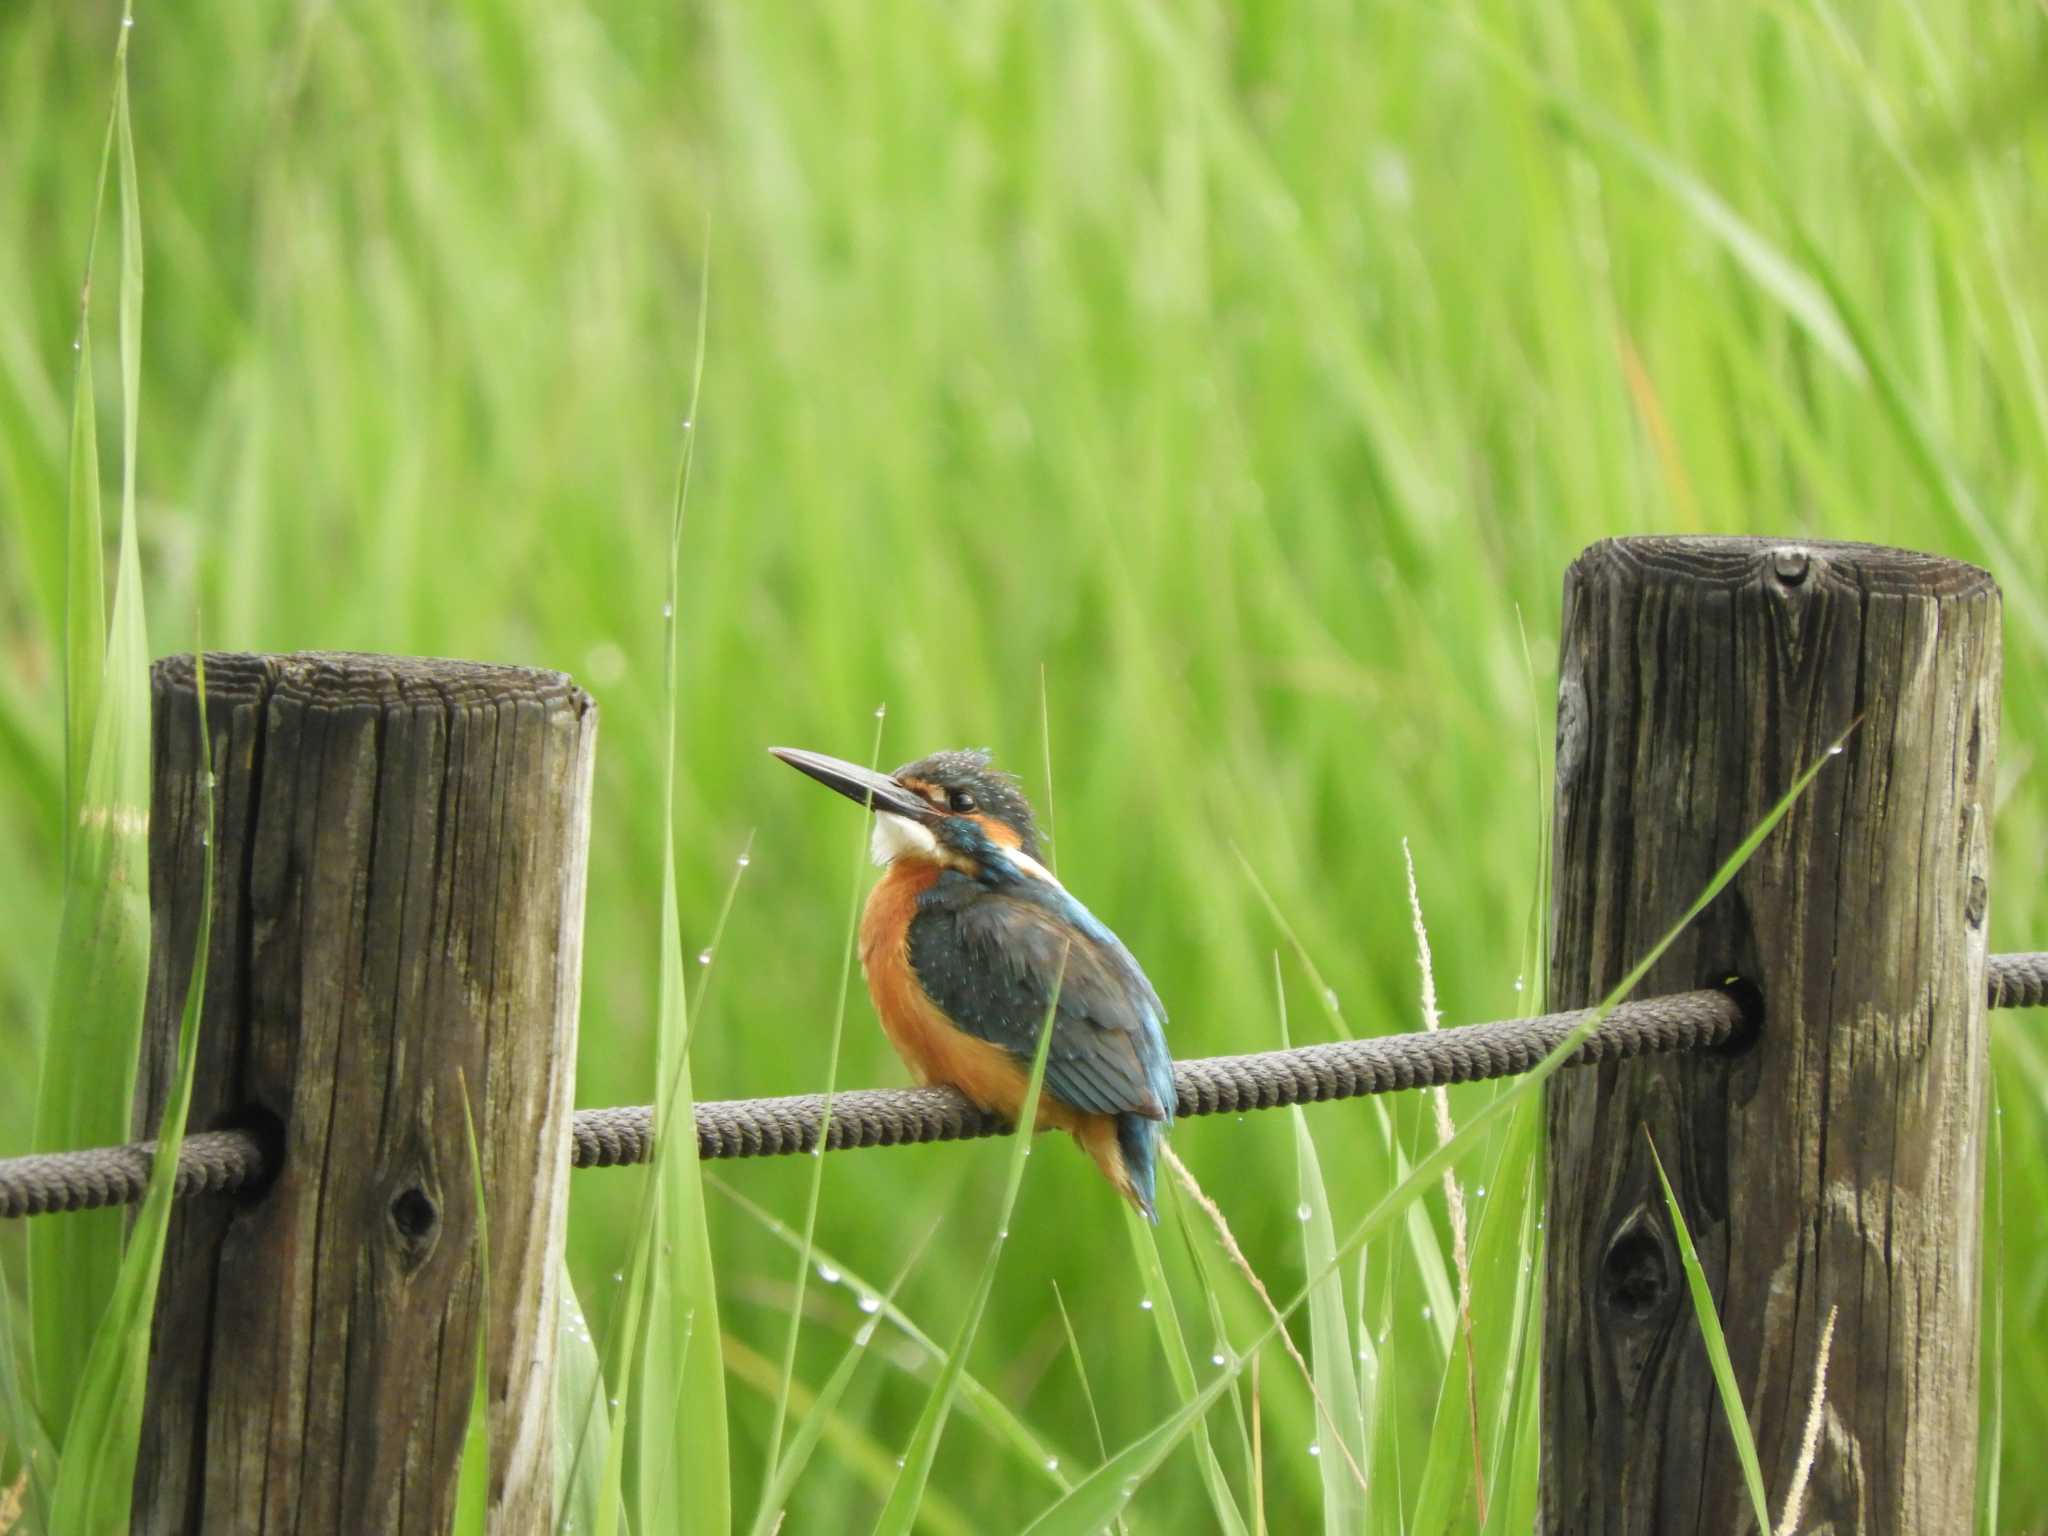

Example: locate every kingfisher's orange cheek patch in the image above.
[975,814,1023,850]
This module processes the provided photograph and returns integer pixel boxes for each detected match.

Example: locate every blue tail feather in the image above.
[1118,1112,1165,1224]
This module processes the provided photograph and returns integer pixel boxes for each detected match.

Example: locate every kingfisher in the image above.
[771,745,1177,1221]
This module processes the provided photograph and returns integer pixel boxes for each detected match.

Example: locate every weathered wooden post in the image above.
[1542,538,2000,1532]
[131,653,597,1534]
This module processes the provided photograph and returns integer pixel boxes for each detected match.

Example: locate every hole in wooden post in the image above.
[1712,976,1766,1056]
[390,1186,438,1241]
[215,1103,287,1207]
[1967,875,1989,929]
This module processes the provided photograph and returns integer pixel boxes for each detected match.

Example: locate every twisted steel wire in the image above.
[5,953,2044,1220]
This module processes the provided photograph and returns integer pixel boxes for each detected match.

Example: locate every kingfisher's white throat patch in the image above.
[871,811,940,867]
[999,845,1058,886]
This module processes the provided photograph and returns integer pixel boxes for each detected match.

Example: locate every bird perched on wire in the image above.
[771,745,1176,1221]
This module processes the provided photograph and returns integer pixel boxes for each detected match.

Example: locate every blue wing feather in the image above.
[908,870,1174,1125]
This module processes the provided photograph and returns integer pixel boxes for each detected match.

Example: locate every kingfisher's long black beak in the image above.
[770,747,936,822]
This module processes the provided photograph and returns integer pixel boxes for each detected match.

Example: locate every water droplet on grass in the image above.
[1044,1456,1060,1472]
[736,852,750,867]
[1296,1202,1313,1222]
[816,1262,841,1284]
[858,1293,882,1314]
[1308,1442,1322,1458]
[1138,1297,1153,1311]
[697,948,712,965]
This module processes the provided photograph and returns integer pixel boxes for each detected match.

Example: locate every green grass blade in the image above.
[712,1178,1075,1495]
[552,1265,612,1536]
[1981,1098,2004,1534]
[1410,1093,1542,1533]
[632,841,726,1531]
[1292,1105,1366,1532]
[593,1225,651,1536]
[1485,1253,1546,1536]
[1127,1201,1253,1536]
[872,968,1060,1535]
[0,1277,54,1530]
[1514,605,1551,1014]
[724,1335,977,1536]
[756,707,887,1522]
[1164,1190,1259,1512]
[453,1074,493,1535]
[630,261,727,1536]
[1233,853,1457,1361]
[46,645,208,1535]
[1021,1352,1245,1536]
[62,219,107,852]
[30,10,150,1447]
[1049,1282,1112,1470]
[751,1267,908,1530]
[1644,1134,1770,1534]
[56,0,125,852]
[1448,10,1864,384]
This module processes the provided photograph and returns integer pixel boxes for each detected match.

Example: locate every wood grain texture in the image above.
[1541,538,2000,1534]
[133,652,596,1535]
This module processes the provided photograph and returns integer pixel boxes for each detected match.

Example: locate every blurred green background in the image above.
[3,0,2045,1529]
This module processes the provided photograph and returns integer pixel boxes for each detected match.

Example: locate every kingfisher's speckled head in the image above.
[770,745,1049,880]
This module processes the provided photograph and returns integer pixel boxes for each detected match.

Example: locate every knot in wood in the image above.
[1598,1214,1672,1322]
[389,1184,441,1261]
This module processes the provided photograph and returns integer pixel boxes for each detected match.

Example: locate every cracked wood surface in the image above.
[132,652,596,1535]
[1541,538,1999,1535]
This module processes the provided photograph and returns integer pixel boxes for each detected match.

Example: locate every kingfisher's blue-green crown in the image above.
[893,749,1044,862]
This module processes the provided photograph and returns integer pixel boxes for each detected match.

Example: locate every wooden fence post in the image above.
[1541,538,2000,1533]
[131,653,597,1535]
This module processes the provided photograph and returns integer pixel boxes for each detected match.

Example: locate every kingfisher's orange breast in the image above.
[859,860,1128,1151]
[860,860,1026,1113]
[857,858,1144,1207]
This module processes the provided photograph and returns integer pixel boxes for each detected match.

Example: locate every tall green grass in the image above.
[5,11,222,1532]
[3,0,2045,1528]
[28,3,152,1458]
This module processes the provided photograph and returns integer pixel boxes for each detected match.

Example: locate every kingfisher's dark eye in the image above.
[948,789,977,813]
